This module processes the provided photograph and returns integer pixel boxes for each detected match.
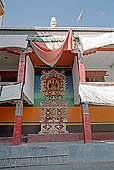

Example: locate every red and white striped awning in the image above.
[29,29,75,67]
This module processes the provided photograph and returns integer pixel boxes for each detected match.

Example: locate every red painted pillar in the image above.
[81,103,92,143]
[12,101,23,145]
[12,53,26,145]
[78,53,92,143]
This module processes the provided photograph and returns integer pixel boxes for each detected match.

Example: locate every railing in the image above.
[80,82,114,86]
[0,154,68,169]
[0,82,17,86]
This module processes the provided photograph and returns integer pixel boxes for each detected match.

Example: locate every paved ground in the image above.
[0,140,107,147]
[1,141,114,170]
[0,162,114,170]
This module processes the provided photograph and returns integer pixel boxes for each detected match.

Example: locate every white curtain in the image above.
[23,56,34,105]
[79,83,114,106]
[78,32,114,52]
[72,56,80,104]
[0,83,23,103]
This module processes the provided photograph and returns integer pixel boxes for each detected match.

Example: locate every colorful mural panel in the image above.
[34,70,74,107]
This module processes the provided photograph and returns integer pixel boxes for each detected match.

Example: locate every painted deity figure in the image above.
[48,78,59,90]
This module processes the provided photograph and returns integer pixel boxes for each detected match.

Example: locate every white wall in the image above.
[105,68,114,82]
[84,51,114,83]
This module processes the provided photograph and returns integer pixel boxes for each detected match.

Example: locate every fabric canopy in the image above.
[23,56,34,105]
[72,56,80,104]
[30,29,74,67]
[0,35,28,48]
[0,82,23,103]
[79,83,114,106]
[78,32,114,52]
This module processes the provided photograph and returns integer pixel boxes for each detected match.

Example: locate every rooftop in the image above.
[0,26,114,32]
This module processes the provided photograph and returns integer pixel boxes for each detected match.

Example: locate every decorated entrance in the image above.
[0,28,92,144]
[39,69,68,134]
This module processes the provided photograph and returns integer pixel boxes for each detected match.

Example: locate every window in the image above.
[85,71,106,82]
[0,71,17,82]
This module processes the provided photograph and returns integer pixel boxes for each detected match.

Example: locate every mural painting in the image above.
[39,69,68,134]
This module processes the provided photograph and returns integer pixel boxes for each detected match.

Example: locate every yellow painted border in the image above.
[91,122,114,125]
[67,123,82,125]
[0,123,14,125]
[22,123,40,125]
[0,123,40,125]
[67,122,114,125]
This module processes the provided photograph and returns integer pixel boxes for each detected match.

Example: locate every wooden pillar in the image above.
[81,103,92,143]
[12,52,26,145]
[78,52,92,143]
[12,101,23,145]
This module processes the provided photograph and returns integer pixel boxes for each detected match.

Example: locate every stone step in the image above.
[0,155,68,169]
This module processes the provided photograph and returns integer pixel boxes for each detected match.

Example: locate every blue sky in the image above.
[3,0,114,27]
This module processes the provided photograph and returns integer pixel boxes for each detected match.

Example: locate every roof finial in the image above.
[50,17,57,28]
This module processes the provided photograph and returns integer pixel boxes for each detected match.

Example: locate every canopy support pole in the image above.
[12,52,26,145]
[81,103,92,143]
[78,52,92,143]
[12,101,23,145]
